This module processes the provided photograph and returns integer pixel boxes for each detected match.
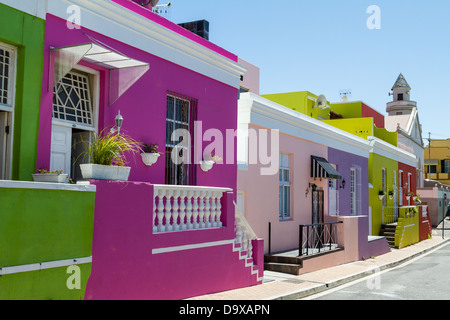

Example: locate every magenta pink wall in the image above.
[37,15,238,191]
[85,180,262,300]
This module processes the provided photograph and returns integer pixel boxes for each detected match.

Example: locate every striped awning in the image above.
[311,156,342,180]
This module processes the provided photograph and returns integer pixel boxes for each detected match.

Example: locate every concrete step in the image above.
[264,262,302,275]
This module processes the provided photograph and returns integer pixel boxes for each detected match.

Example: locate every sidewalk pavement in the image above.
[188,230,450,300]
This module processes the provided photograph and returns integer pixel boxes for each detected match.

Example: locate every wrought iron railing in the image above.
[298,221,343,257]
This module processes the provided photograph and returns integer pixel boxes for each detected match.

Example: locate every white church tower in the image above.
[385,73,425,187]
[386,73,417,116]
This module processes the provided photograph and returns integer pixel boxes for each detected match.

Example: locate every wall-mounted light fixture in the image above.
[340,179,346,189]
[115,110,123,134]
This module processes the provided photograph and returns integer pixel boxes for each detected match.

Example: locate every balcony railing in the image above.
[298,221,343,257]
[382,206,418,225]
[153,185,231,233]
[382,206,399,225]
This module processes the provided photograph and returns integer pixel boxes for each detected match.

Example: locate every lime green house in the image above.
[0,2,45,181]
[0,3,96,300]
[262,91,331,120]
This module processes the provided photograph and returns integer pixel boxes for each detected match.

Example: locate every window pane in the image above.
[167,96,174,119]
[284,186,290,218]
[279,186,283,218]
[283,169,290,182]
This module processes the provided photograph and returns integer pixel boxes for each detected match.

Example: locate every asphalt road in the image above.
[306,232,450,300]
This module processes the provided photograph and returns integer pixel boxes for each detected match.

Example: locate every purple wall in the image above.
[85,180,262,300]
[328,148,369,217]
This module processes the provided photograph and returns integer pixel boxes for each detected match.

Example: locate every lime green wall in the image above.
[369,153,398,235]
[395,209,419,248]
[0,264,91,300]
[374,126,398,147]
[323,118,374,140]
[330,101,363,118]
[262,91,330,120]
[0,4,45,180]
[0,186,95,299]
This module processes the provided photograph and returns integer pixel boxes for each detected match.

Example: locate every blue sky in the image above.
[169,0,450,141]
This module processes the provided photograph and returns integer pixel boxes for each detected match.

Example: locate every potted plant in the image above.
[141,143,162,167]
[200,153,222,172]
[414,194,422,205]
[388,189,394,200]
[79,129,142,181]
[378,190,386,200]
[32,168,68,183]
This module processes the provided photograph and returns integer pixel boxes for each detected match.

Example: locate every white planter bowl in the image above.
[32,173,68,183]
[141,153,160,166]
[80,164,131,181]
[200,160,214,172]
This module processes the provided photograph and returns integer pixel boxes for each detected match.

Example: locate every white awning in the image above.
[51,42,150,105]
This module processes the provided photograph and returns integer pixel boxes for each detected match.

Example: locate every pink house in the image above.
[237,93,390,274]
[35,0,263,299]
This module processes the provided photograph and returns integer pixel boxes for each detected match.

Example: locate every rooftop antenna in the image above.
[152,2,172,19]
[339,89,352,102]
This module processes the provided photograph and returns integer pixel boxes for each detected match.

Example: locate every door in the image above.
[328,179,339,216]
[0,111,12,179]
[50,125,72,174]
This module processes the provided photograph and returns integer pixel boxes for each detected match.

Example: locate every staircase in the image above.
[264,254,303,275]
[233,202,263,283]
[232,242,263,283]
[380,224,397,248]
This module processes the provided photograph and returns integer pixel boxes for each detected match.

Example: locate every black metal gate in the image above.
[312,189,324,248]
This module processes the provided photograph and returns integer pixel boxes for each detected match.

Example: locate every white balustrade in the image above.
[153,185,230,233]
[233,201,257,259]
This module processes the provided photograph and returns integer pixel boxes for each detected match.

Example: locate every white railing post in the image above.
[186,190,193,230]
[192,191,200,229]
[172,189,180,231]
[205,191,212,228]
[199,191,205,229]
[179,189,187,231]
[157,188,165,233]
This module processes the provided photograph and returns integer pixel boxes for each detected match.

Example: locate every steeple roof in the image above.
[392,73,411,90]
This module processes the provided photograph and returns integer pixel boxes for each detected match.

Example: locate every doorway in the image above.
[0,111,12,179]
[50,67,98,181]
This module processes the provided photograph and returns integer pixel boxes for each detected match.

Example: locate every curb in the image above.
[271,238,450,300]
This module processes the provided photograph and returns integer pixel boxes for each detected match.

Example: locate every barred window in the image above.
[53,71,94,127]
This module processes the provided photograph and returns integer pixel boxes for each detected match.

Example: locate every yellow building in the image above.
[424,139,450,185]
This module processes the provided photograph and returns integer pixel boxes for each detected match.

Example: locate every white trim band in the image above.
[0,180,96,192]
[0,257,92,275]
[152,239,235,255]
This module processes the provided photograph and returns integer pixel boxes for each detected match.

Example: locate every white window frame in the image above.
[0,42,17,180]
[52,66,99,133]
[399,170,403,206]
[279,153,291,220]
